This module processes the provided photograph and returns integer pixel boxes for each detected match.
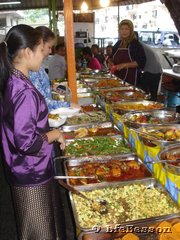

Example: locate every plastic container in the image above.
[167,91,180,108]
[64,86,72,104]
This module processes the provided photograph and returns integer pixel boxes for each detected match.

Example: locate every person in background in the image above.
[82,46,102,70]
[135,32,162,101]
[109,19,146,85]
[0,24,66,240]
[48,43,67,81]
[105,45,113,65]
[29,26,69,112]
[91,44,107,69]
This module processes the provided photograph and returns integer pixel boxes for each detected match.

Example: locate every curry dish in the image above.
[67,160,151,185]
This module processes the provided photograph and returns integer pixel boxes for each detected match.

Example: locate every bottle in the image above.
[64,86,72,107]
[82,58,87,69]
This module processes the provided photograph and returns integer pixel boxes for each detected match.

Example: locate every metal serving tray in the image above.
[63,122,120,139]
[79,70,111,79]
[62,112,109,131]
[138,124,180,148]
[159,143,180,175]
[77,92,94,98]
[122,110,180,129]
[80,104,102,112]
[63,153,152,190]
[93,80,130,90]
[78,214,180,240]
[69,178,180,232]
[105,89,149,103]
[62,122,112,132]
[61,135,132,159]
[99,86,135,93]
[112,100,165,115]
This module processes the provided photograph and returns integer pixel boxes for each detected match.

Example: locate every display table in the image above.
[96,95,180,206]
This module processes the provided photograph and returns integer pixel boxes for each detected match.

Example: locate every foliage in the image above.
[19,9,49,23]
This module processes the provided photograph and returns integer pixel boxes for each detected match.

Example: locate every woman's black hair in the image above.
[35,26,55,43]
[82,46,92,57]
[0,24,42,97]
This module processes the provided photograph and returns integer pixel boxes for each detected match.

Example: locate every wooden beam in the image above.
[64,0,78,103]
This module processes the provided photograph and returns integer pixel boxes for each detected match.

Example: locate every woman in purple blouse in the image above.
[0,24,65,240]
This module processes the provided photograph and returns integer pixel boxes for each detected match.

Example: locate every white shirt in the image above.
[48,54,67,81]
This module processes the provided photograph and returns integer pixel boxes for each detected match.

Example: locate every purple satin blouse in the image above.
[0,70,54,186]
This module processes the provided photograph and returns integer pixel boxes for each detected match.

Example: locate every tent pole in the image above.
[48,0,52,30]
[64,0,78,103]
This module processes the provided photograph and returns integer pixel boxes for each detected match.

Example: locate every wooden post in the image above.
[64,0,78,103]
[51,0,57,34]
[48,0,52,29]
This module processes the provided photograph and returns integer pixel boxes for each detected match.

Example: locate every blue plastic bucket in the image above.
[167,91,180,107]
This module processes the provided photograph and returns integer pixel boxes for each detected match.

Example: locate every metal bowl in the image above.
[138,124,180,148]
[158,143,180,175]
[122,110,180,129]
[112,100,165,115]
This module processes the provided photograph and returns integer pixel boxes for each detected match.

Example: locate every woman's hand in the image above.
[46,129,66,150]
[107,58,114,69]
[116,63,127,71]
[110,63,127,73]
[56,131,66,150]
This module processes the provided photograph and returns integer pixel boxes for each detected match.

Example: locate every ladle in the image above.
[145,159,180,164]
[54,175,96,180]
[133,129,161,141]
[56,179,108,214]
[81,109,95,117]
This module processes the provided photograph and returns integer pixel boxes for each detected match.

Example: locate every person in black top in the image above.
[109,19,146,85]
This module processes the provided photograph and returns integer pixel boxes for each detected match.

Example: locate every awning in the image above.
[163,0,180,35]
[0,0,154,11]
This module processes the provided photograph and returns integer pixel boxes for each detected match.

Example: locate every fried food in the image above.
[121,233,139,240]
[48,113,59,120]
[126,161,140,170]
[74,128,88,138]
[173,222,180,233]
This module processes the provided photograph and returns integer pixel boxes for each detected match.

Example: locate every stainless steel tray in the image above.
[63,121,113,133]
[69,178,180,232]
[80,104,101,112]
[98,86,135,93]
[62,112,109,131]
[61,135,132,159]
[77,88,92,94]
[63,123,120,140]
[93,81,130,90]
[159,143,180,175]
[138,124,180,147]
[104,89,149,102]
[77,92,94,98]
[63,153,152,190]
[78,214,180,240]
[123,110,180,129]
[79,71,112,79]
[112,100,165,115]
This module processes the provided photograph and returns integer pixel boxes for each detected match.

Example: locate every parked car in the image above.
[136,30,179,47]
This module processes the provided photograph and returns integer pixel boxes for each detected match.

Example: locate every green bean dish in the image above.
[65,137,131,157]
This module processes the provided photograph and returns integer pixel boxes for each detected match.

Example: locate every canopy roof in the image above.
[0,0,154,11]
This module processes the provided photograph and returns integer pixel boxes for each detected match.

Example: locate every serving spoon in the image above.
[133,129,162,141]
[56,179,108,214]
[54,175,96,180]
[145,159,180,164]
